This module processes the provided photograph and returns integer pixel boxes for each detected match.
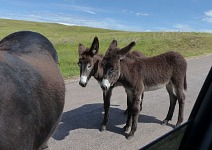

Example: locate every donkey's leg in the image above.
[140,93,144,112]
[127,93,142,140]
[162,82,177,125]
[123,90,133,132]
[100,87,113,131]
[124,92,143,114]
[124,91,130,114]
[175,88,185,127]
[39,142,49,150]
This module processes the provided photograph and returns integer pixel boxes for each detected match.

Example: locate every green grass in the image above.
[1,18,212,79]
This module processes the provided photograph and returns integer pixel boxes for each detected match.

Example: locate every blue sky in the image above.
[0,0,212,32]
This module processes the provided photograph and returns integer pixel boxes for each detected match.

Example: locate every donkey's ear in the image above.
[118,42,136,60]
[105,40,118,55]
[78,43,86,56]
[89,36,99,56]
[109,40,118,49]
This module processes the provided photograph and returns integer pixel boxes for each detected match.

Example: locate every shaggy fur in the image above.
[0,31,65,149]
[78,37,145,131]
[101,40,187,139]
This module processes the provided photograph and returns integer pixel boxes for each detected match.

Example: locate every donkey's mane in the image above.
[95,53,104,59]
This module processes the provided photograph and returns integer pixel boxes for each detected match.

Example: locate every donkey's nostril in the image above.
[79,81,87,87]
[101,84,108,90]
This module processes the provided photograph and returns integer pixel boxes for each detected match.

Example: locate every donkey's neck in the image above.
[92,54,104,81]
[119,58,138,88]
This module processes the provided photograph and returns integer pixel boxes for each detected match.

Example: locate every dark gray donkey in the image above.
[78,37,145,131]
[0,31,65,149]
[101,40,187,139]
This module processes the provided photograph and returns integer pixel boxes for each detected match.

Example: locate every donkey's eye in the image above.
[109,68,114,73]
[87,63,91,69]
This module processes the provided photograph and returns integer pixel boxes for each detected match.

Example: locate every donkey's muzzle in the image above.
[101,79,110,90]
[79,81,87,87]
[79,75,88,87]
[101,84,107,90]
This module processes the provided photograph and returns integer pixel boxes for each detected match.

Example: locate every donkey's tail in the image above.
[184,73,187,90]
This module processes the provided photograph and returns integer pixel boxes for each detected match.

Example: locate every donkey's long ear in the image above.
[89,37,99,56]
[109,40,118,49]
[117,42,136,60]
[105,40,118,56]
[78,43,86,56]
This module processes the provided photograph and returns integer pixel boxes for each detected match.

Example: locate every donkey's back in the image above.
[0,31,65,150]
[138,51,187,90]
[0,30,58,63]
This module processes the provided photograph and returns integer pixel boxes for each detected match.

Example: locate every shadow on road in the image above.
[52,103,168,140]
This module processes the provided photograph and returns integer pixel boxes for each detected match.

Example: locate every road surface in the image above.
[49,55,212,150]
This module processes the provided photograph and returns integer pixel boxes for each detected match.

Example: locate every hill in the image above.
[0,18,212,78]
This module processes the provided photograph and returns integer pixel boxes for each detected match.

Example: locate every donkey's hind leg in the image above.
[175,87,185,127]
[140,93,144,111]
[162,82,177,125]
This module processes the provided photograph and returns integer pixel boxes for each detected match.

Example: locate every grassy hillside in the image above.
[1,18,212,78]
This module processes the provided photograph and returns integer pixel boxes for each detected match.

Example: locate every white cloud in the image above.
[136,13,149,16]
[204,10,212,17]
[202,10,212,23]
[2,11,143,31]
[70,5,96,14]
[173,24,193,31]
[57,4,112,15]
[123,9,149,17]
[72,17,144,31]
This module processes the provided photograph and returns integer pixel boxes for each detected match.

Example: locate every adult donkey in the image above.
[101,40,187,139]
[78,37,144,131]
[0,31,65,149]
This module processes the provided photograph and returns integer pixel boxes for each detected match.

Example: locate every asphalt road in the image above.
[48,55,212,150]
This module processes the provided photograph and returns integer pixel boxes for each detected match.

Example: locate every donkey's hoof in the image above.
[161,119,169,125]
[41,147,50,150]
[126,133,134,140]
[123,126,130,133]
[39,142,49,150]
[175,122,182,128]
[100,125,106,132]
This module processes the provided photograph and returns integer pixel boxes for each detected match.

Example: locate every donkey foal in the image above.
[101,40,187,139]
[78,37,145,131]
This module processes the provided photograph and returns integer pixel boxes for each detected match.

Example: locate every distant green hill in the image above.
[1,18,212,78]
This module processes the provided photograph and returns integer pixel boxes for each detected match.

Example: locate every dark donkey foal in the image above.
[78,37,144,131]
[101,40,187,139]
[0,31,65,149]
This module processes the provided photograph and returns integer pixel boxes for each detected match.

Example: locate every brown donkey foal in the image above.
[78,37,145,131]
[101,40,187,139]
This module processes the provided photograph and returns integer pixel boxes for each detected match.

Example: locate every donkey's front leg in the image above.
[123,100,132,133]
[100,87,113,132]
[124,93,131,114]
[126,93,142,140]
[124,92,144,114]
[123,89,133,132]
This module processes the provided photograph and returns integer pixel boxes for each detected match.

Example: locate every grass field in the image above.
[1,18,212,79]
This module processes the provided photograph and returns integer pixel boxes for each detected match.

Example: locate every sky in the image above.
[0,0,212,32]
